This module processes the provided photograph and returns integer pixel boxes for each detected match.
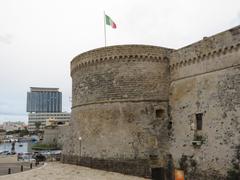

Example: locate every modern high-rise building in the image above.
[27,87,70,131]
[27,87,62,113]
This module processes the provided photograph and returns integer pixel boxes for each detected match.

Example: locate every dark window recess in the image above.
[151,168,165,180]
[149,154,158,160]
[196,113,203,130]
[156,109,164,118]
[168,121,173,130]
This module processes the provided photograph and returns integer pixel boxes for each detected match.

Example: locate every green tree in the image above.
[35,122,41,133]
[19,127,29,137]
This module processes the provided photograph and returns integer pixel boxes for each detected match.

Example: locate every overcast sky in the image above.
[0,0,240,124]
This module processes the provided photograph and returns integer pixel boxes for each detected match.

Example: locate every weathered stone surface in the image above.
[169,66,240,178]
[62,155,151,177]
[71,45,171,107]
[63,25,240,179]
[71,101,171,164]
[43,125,70,149]
[169,25,240,179]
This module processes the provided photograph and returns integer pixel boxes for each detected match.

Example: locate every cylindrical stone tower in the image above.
[63,45,172,177]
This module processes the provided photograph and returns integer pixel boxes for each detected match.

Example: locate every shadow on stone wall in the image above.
[61,154,151,178]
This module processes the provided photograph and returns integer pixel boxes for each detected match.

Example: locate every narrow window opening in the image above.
[196,113,203,130]
[156,109,164,118]
[168,121,173,130]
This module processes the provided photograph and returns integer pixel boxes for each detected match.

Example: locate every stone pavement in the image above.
[0,155,40,175]
[0,162,150,180]
[0,155,18,163]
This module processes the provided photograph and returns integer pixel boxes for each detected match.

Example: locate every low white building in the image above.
[28,112,70,132]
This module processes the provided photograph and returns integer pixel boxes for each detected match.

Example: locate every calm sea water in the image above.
[0,142,35,153]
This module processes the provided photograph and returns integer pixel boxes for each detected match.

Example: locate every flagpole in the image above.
[104,11,106,47]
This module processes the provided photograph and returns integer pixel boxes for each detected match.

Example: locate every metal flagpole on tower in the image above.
[104,11,106,47]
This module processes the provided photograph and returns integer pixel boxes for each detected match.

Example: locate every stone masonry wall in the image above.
[71,102,169,160]
[72,60,169,107]
[43,125,70,149]
[71,45,172,108]
[63,26,240,179]
[169,25,240,179]
[62,45,173,177]
[170,25,240,81]
[169,66,240,179]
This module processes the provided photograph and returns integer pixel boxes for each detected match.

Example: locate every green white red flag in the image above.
[105,15,117,29]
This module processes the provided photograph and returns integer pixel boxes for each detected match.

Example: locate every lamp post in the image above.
[78,137,82,158]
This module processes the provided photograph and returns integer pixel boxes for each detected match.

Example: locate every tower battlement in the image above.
[71,45,172,76]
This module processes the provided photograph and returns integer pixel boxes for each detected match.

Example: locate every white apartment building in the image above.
[28,112,70,132]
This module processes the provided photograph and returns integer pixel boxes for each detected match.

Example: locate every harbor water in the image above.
[0,142,34,153]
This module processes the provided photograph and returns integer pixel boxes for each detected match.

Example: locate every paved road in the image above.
[0,162,35,175]
[0,155,18,163]
[0,162,149,180]
[0,155,41,175]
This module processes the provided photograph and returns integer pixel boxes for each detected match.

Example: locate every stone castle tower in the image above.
[62,25,240,179]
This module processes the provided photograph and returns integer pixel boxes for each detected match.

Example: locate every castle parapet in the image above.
[170,25,240,81]
[71,45,172,107]
[71,45,172,76]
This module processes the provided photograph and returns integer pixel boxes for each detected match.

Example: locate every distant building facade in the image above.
[27,87,70,131]
[2,121,26,132]
[28,112,70,131]
[27,87,62,113]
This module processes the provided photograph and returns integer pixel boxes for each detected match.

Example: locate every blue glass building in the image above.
[27,87,62,113]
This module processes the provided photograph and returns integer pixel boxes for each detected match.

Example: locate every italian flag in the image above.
[105,15,117,29]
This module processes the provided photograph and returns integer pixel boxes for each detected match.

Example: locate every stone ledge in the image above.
[72,98,168,109]
[170,42,240,71]
[70,45,172,76]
